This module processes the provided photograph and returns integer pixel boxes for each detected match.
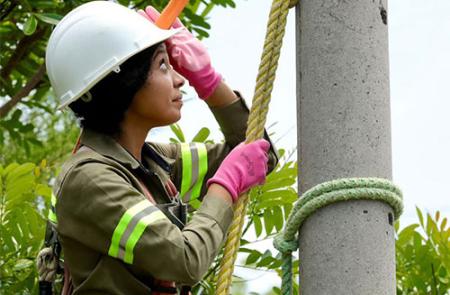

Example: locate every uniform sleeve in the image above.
[150,93,279,204]
[56,161,234,285]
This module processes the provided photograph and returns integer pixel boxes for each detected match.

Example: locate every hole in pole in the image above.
[388,212,393,225]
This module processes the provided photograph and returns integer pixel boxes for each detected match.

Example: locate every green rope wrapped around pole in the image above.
[273,178,403,295]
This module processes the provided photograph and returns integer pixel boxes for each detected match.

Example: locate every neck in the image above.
[115,120,151,162]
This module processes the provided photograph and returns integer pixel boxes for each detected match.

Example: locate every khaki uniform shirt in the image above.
[50,97,278,294]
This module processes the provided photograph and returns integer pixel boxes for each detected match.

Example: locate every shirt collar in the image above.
[79,128,173,173]
[80,128,141,170]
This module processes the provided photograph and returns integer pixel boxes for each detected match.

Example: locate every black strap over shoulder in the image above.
[156,197,188,230]
[38,221,63,295]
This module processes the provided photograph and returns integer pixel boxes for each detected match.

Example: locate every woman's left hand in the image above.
[138,6,222,100]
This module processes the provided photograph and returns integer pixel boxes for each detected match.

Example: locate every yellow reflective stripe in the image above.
[123,210,166,264]
[108,200,151,258]
[51,193,57,207]
[190,143,208,202]
[180,143,192,198]
[180,143,209,202]
[48,193,58,224]
[48,210,58,224]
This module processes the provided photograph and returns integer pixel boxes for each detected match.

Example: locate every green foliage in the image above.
[169,123,214,144]
[396,207,450,294]
[0,161,51,293]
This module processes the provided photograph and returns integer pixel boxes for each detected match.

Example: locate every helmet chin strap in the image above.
[80,91,92,103]
[72,129,83,154]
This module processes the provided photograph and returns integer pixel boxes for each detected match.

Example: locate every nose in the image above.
[172,69,185,89]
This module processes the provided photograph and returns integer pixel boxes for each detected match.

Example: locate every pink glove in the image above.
[139,6,222,100]
[207,139,270,202]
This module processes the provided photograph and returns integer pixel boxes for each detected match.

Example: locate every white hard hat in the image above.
[46,1,181,110]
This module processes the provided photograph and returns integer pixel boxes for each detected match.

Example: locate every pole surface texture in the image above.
[295,0,395,294]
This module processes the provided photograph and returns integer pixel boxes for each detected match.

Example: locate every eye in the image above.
[159,58,170,71]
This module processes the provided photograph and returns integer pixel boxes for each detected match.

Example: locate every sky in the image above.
[149,0,450,292]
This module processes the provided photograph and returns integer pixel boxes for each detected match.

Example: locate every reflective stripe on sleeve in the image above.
[180,143,208,202]
[108,200,167,264]
[180,143,192,200]
[48,193,58,224]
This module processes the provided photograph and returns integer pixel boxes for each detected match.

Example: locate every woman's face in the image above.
[126,44,185,128]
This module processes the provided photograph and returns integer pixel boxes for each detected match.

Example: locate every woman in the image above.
[41,1,278,294]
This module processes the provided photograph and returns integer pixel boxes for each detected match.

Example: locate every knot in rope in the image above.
[273,235,298,253]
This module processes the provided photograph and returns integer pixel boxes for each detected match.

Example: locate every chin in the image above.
[159,113,181,127]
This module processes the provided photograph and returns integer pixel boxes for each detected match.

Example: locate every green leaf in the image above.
[397,224,420,246]
[253,215,262,237]
[0,21,17,34]
[30,0,59,9]
[256,250,273,267]
[266,163,296,182]
[283,203,293,219]
[192,127,210,143]
[184,8,211,29]
[192,27,210,39]
[256,200,279,209]
[200,2,215,18]
[260,189,297,203]
[23,15,38,36]
[264,209,274,235]
[3,163,19,177]
[426,213,436,236]
[272,207,284,232]
[238,247,253,254]
[394,220,400,233]
[268,257,283,269]
[19,123,34,133]
[6,163,35,185]
[256,189,297,209]
[13,259,33,271]
[34,13,62,25]
[416,206,424,227]
[6,183,35,207]
[272,287,281,295]
[35,183,52,200]
[262,176,296,192]
[440,217,447,231]
[10,109,23,124]
[170,124,185,142]
[245,250,261,265]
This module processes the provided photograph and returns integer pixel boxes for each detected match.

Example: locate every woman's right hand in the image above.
[138,6,222,100]
[207,140,270,203]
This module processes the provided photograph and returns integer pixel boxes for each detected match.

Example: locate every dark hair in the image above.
[69,43,162,137]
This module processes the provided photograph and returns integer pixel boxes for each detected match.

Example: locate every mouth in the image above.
[172,95,182,102]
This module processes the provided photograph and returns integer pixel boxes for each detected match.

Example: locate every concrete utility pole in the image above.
[295,1,396,294]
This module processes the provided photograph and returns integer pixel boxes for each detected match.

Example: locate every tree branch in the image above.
[0,0,18,21]
[0,63,46,118]
[0,27,46,81]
